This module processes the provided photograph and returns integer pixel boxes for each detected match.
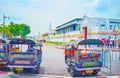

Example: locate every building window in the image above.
[119,26,120,29]
[114,26,116,29]
[110,25,112,30]
[101,24,105,26]
[73,24,76,31]
[79,26,81,30]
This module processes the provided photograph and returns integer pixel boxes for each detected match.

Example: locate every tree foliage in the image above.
[20,24,31,38]
[0,22,31,38]
[8,22,31,38]
[0,24,13,38]
[8,22,21,36]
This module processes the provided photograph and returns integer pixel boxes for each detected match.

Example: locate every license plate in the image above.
[86,69,93,73]
[0,62,6,64]
[15,67,23,71]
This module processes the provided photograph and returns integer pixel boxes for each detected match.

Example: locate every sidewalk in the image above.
[44,43,120,52]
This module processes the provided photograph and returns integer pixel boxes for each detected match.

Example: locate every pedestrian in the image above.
[64,45,70,63]
[39,40,43,47]
[114,39,117,48]
[70,45,77,58]
[110,40,112,48]
[112,40,115,48]
[106,39,110,48]
[118,39,120,49]
[27,44,36,52]
[101,38,106,47]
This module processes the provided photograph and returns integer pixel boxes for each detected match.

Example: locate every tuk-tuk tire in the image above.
[5,67,11,71]
[70,66,78,77]
[13,69,18,74]
[92,71,98,75]
[34,64,40,74]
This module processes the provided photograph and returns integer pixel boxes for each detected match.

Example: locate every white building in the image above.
[45,16,120,43]
[49,18,83,43]
[82,16,120,40]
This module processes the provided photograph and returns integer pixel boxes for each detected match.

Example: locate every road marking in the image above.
[40,74,71,78]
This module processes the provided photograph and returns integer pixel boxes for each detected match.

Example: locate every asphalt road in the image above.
[40,45,70,77]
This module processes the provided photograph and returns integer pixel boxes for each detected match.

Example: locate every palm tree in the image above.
[0,24,13,38]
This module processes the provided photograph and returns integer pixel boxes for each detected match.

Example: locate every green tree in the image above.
[0,24,13,38]
[0,25,2,32]
[20,23,31,38]
[8,22,21,37]
[8,22,31,38]
[3,26,13,38]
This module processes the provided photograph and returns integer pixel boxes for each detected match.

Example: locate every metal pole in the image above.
[102,46,104,66]
[2,13,10,39]
[3,13,6,39]
[63,29,65,46]
[110,51,111,76]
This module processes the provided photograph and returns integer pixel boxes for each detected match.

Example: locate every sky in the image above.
[0,0,120,36]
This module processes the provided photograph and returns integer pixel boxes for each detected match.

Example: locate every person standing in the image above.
[64,46,70,63]
[118,39,120,49]
[70,45,77,59]
[112,40,115,48]
[27,44,36,51]
[40,40,43,47]
[106,39,110,48]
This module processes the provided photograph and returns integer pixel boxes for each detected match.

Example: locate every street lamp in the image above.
[2,13,10,39]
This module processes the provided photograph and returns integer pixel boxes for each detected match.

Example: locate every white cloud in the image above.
[0,0,120,36]
[85,0,100,8]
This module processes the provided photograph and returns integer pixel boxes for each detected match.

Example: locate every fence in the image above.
[102,49,120,75]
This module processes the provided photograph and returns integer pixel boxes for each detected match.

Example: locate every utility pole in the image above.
[2,13,10,39]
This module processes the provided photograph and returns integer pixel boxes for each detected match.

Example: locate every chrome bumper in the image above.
[8,65,36,68]
[75,67,101,71]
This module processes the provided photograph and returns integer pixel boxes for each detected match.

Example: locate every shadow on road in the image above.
[8,67,46,78]
[40,66,45,75]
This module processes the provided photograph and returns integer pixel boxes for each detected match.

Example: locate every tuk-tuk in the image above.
[35,40,42,61]
[8,38,42,74]
[64,40,78,64]
[66,39,104,77]
[0,39,9,69]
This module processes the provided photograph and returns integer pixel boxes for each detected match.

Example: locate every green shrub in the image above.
[46,41,63,45]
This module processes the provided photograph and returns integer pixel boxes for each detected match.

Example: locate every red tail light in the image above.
[80,70,84,75]
[100,62,102,67]
[32,62,35,65]
[78,64,81,68]
[4,58,6,61]
[9,61,13,65]
[40,47,42,52]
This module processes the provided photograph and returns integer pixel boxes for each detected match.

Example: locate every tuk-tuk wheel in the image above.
[5,67,11,71]
[13,69,18,74]
[70,66,77,77]
[34,65,40,74]
[92,70,99,75]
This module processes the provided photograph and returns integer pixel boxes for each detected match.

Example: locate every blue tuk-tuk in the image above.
[66,39,104,77]
[0,39,9,69]
[8,38,42,74]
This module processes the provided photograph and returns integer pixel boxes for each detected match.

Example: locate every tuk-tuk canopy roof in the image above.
[9,38,35,45]
[0,39,6,43]
[78,39,104,45]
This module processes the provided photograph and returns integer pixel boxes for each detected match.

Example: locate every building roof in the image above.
[56,18,82,30]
